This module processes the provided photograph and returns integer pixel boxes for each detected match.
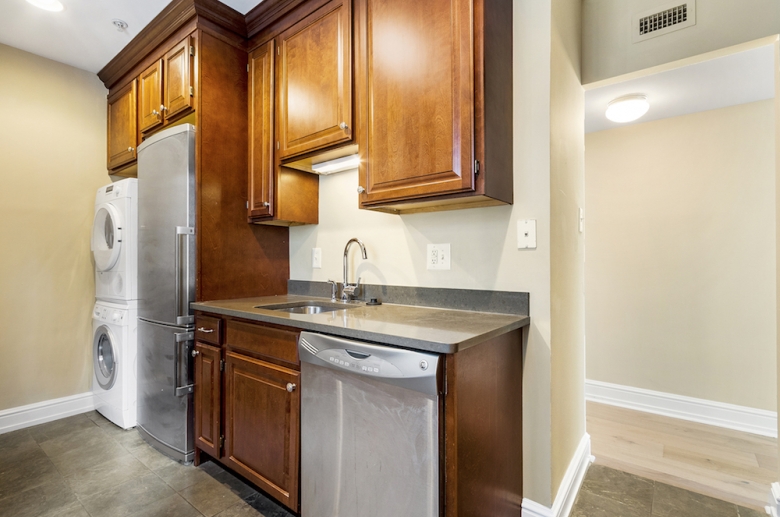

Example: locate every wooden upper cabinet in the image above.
[164,36,195,121]
[224,352,300,511]
[355,0,513,213]
[107,79,138,171]
[276,0,352,159]
[248,40,275,220]
[138,59,164,133]
[194,342,221,460]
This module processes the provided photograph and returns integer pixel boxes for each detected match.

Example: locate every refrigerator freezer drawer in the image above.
[137,318,194,462]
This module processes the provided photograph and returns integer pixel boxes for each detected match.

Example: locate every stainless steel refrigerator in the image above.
[136,123,196,463]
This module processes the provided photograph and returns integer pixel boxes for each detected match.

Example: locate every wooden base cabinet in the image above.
[193,314,301,513]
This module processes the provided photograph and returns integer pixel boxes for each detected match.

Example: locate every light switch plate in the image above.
[312,248,322,269]
[427,243,451,270]
[518,220,537,249]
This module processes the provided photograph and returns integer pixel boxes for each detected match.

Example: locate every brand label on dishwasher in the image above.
[316,349,403,378]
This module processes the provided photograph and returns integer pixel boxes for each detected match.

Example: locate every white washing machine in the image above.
[92,178,138,303]
[92,300,138,429]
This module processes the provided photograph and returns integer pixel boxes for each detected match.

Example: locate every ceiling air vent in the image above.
[632,1,696,43]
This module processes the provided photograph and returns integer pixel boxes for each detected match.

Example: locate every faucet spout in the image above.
[342,238,367,301]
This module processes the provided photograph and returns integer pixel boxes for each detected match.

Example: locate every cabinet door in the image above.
[194,342,221,459]
[164,36,195,121]
[138,59,164,133]
[107,80,137,171]
[355,0,475,205]
[277,0,351,159]
[225,352,300,511]
[248,40,275,219]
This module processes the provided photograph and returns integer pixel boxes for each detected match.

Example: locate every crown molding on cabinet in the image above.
[245,0,307,38]
[98,0,246,90]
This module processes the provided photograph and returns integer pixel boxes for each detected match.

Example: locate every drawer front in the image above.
[226,320,299,367]
[195,315,222,345]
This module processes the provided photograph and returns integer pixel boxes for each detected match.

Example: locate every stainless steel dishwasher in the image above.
[298,331,441,517]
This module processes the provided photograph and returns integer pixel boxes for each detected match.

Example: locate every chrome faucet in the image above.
[341,238,367,301]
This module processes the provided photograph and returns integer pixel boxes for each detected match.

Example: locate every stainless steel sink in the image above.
[255,301,357,314]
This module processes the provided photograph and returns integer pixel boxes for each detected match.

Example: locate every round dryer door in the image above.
[93,325,118,390]
[91,204,122,272]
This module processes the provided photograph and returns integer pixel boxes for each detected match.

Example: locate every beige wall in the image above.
[582,0,780,84]
[289,0,586,506]
[585,101,777,411]
[550,0,586,496]
[0,44,108,410]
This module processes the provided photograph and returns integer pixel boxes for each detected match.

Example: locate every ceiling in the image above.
[585,44,776,133]
[0,0,264,74]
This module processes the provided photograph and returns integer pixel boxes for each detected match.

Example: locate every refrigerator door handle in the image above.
[174,331,194,397]
[175,226,195,326]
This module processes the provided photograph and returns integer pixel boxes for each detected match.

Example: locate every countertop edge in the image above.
[191,301,530,354]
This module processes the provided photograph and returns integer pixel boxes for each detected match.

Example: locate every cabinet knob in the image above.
[191,349,200,357]
[160,104,168,112]
[357,186,366,194]
[339,122,349,130]
[263,202,270,208]
[286,383,296,393]
[128,147,134,153]
[152,109,159,116]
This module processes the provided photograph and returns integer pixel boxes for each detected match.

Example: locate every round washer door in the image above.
[91,204,122,272]
[93,325,118,390]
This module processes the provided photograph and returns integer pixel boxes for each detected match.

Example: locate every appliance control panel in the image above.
[93,303,128,325]
[315,348,403,378]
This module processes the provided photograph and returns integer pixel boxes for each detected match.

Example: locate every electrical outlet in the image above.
[312,248,322,269]
[427,243,451,270]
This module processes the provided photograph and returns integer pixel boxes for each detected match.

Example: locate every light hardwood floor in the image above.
[587,401,778,512]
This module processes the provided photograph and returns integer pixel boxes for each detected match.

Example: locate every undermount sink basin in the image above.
[255,301,357,314]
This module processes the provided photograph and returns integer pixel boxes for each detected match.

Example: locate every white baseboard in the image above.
[522,433,594,517]
[0,392,95,435]
[766,482,780,516]
[585,380,778,438]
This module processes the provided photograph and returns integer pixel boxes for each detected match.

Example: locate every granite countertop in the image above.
[191,295,530,354]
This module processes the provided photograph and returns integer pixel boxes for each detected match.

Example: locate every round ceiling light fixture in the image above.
[25,0,64,11]
[112,19,128,31]
[605,94,650,123]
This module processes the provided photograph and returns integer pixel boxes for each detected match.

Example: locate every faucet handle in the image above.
[326,280,338,302]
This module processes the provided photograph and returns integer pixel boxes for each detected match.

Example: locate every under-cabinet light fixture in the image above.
[605,94,649,123]
[25,0,64,11]
[311,154,361,175]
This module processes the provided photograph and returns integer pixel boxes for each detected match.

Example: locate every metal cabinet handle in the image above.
[128,147,134,153]
[263,202,270,208]
[339,122,348,130]
[357,186,365,194]
[192,349,200,357]
[286,383,297,393]
[197,327,214,333]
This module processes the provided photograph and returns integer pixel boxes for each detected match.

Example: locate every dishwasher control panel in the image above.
[317,349,403,378]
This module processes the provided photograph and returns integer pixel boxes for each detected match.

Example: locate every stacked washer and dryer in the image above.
[90,179,139,429]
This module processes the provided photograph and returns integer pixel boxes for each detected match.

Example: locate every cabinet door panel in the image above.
[277,0,351,159]
[107,80,137,171]
[225,353,299,512]
[165,37,194,120]
[194,342,221,459]
[138,60,163,133]
[248,40,275,219]
[357,0,475,204]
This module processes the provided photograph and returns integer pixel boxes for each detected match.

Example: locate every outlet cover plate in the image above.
[312,248,322,269]
[518,220,537,249]
[427,243,451,270]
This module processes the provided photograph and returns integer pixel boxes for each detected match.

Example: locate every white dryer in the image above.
[92,300,138,429]
[92,179,138,302]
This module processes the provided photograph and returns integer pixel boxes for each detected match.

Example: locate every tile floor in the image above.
[570,464,767,517]
[0,411,295,517]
